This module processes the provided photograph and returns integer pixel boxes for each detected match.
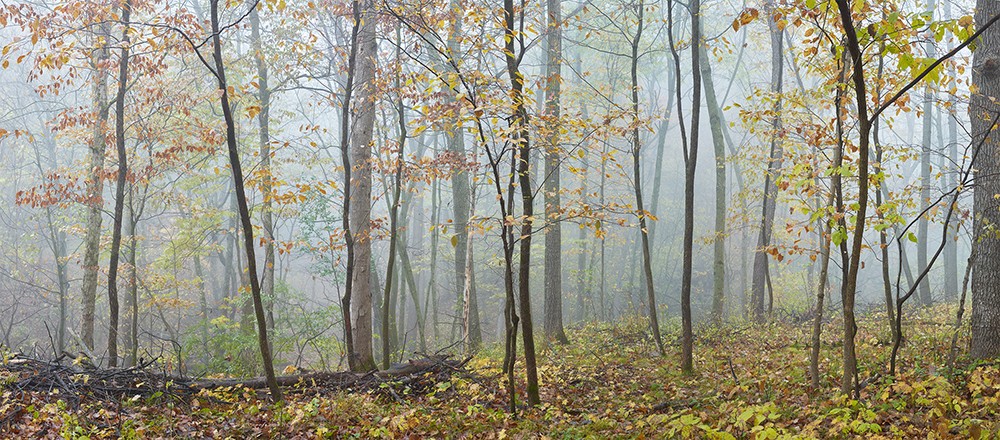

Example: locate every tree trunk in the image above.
[970,0,1000,360]
[445,0,473,346]
[504,0,540,406]
[700,44,727,324]
[80,20,111,352]
[680,0,702,374]
[943,0,960,301]
[346,0,378,372]
[543,0,568,344]
[382,58,406,369]
[834,0,872,396]
[209,0,281,400]
[249,4,277,332]
[630,1,664,357]
[106,0,131,368]
[751,1,784,322]
[917,0,936,306]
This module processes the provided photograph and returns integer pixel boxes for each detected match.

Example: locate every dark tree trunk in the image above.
[504,0,540,405]
[751,0,784,322]
[106,0,132,368]
[249,3,277,332]
[970,0,1000,360]
[209,0,281,400]
[680,0,702,374]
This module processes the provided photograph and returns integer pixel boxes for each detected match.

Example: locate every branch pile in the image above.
[0,353,476,406]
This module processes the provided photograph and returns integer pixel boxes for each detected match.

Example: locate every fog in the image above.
[0,0,977,379]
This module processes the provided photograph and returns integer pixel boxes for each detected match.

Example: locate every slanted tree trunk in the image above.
[81,20,111,352]
[208,0,281,400]
[970,0,1000,360]
[542,0,568,344]
[106,0,132,368]
[751,0,784,322]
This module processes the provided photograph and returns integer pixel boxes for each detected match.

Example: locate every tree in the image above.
[750,0,784,322]
[680,0,702,374]
[106,0,132,368]
[629,0,664,357]
[504,0,540,406]
[81,13,112,352]
[543,0,569,345]
[699,44,726,324]
[348,0,378,372]
[208,0,281,400]
[970,0,1000,360]
[917,0,936,306]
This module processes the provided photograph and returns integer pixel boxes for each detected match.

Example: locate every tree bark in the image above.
[445,0,473,345]
[700,44,727,324]
[680,0,702,374]
[80,19,111,352]
[209,0,281,400]
[542,0,568,345]
[504,0,540,405]
[917,0,936,306]
[834,0,872,396]
[751,0,784,322]
[970,0,1000,360]
[106,0,131,368]
[348,0,378,371]
[249,3,277,332]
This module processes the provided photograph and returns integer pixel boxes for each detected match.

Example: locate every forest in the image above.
[1,0,1000,437]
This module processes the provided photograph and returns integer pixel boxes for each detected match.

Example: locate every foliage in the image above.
[2,305,997,438]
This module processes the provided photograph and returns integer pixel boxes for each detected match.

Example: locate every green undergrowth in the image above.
[2,304,998,439]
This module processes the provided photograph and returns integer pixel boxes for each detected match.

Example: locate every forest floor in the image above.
[2,304,998,439]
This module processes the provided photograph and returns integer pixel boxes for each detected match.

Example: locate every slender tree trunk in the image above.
[462,185,479,354]
[81,20,111,352]
[971,0,1000,360]
[444,0,473,345]
[543,0,568,344]
[943,0,960,301]
[382,51,409,366]
[629,2,664,357]
[426,178,441,341]
[680,0,702,374]
[124,192,140,367]
[209,0,281,400]
[106,0,132,368]
[249,4,277,332]
[834,0,872,396]
[872,49,898,344]
[811,55,849,389]
[917,0,937,306]
[751,1,784,322]
[700,44,727,324]
[504,0,540,405]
